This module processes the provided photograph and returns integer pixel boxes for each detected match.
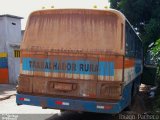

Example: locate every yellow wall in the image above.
[0,52,7,57]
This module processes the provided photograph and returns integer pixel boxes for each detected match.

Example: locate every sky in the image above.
[0,0,110,30]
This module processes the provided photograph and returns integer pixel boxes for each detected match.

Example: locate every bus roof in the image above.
[29,8,126,21]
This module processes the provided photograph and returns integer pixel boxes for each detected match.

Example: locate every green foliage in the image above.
[152,39,160,58]
[144,20,160,53]
[151,39,160,83]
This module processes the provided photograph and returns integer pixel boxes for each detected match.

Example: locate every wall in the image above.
[0,15,22,84]
[0,17,7,52]
[6,17,21,84]
[0,52,8,84]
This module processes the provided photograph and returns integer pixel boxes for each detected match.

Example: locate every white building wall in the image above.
[6,17,22,84]
[0,17,7,52]
[0,15,22,84]
[6,17,22,43]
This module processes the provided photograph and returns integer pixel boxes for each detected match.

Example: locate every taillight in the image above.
[100,83,122,99]
[55,101,70,106]
[19,98,24,101]
[97,105,113,110]
[19,97,30,102]
[55,101,62,105]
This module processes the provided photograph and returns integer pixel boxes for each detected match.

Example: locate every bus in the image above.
[16,8,143,114]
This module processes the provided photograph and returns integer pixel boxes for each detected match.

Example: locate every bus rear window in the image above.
[22,10,121,52]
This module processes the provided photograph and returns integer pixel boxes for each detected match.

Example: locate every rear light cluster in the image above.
[96,105,113,110]
[18,76,32,93]
[55,101,70,106]
[105,86,121,97]
[100,84,122,99]
[19,97,30,102]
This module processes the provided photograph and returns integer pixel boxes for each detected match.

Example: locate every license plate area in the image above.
[49,82,77,91]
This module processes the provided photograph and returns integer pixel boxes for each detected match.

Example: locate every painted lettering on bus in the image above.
[22,58,114,76]
[29,60,98,72]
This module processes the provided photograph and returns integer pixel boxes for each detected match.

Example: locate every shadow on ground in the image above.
[0,84,16,100]
[45,112,119,120]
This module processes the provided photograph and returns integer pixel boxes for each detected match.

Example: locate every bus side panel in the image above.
[124,58,142,84]
[123,57,143,104]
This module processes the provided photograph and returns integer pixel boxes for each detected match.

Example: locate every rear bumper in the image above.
[16,94,125,114]
[16,75,137,114]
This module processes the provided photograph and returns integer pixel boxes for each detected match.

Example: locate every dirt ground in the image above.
[131,84,153,113]
[117,84,160,120]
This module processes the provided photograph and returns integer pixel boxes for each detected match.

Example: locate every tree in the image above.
[152,39,160,60]
[151,39,160,78]
[109,0,160,53]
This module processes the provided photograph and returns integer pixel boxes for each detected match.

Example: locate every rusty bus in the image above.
[16,9,143,113]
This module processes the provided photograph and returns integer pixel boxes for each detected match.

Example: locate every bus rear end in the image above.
[16,9,127,114]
